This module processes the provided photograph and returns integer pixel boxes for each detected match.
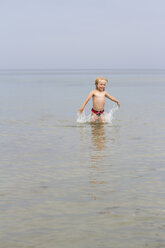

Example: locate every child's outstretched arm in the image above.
[105,92,120,108]
[78,90,94,113]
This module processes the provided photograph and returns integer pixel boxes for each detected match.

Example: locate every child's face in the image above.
[97,80,106,91]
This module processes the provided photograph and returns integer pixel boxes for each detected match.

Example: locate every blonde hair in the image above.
[95,77,108,88]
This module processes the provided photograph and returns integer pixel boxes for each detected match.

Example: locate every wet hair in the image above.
[95,77,108,87]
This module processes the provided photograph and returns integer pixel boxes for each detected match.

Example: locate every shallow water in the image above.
[0,69,165,248]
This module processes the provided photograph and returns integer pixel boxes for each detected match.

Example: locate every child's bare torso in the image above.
[92,90,106,111]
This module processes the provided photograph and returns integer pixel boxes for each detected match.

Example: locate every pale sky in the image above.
[0,0,165,69]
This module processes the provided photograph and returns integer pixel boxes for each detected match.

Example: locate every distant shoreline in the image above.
[0,68,165,75]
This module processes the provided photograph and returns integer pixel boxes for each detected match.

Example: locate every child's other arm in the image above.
[105,92,120,108]
[78,90,94,113]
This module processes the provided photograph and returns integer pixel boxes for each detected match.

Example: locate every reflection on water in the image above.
[90,123,106,160]
[89,124,107,201]
[78,123,118,202]
[91,123,106,151]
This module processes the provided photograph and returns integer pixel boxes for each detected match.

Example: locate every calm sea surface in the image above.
[0,69,165,248]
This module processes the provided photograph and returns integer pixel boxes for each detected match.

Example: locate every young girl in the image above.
[78,77,120,122]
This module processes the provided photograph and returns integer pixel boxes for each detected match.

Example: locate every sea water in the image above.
[0,69,165,248]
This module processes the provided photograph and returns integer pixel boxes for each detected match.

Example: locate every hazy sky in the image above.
[0,0,165,69]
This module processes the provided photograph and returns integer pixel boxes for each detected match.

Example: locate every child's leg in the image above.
[99,113,105,123]
[91,113,98,122]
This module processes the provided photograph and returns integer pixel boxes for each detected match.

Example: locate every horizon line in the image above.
[0,68,165,71]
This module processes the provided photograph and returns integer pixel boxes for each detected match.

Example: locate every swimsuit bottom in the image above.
[91,108,104,116]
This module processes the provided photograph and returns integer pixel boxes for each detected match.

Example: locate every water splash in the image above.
[104,105,118,123]
[77,105,119,124]
[76,111,91,123]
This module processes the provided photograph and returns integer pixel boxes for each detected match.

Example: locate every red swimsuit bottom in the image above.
[91,108,104,116]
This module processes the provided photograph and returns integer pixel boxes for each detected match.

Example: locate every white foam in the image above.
[77,105,119,124]
[76,111,91,123]
[104,105,118,123]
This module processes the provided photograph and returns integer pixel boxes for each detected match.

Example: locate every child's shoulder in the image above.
[89,89,96,95]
